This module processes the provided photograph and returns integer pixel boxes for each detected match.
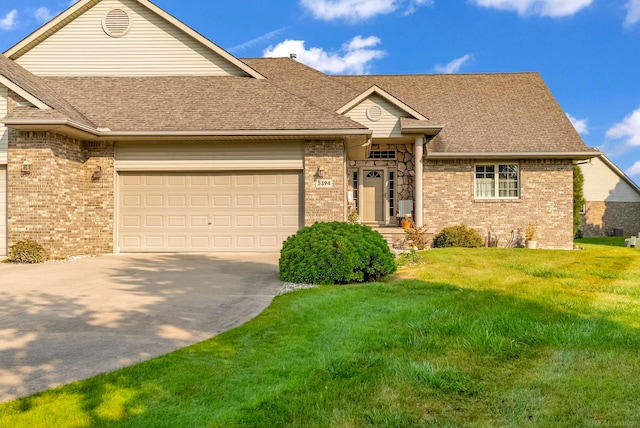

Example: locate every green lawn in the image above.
[2,242,640,427]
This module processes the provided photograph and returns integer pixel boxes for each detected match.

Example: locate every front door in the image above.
[362,170,385,223]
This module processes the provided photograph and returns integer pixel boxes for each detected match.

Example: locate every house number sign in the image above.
[316,179,333,188]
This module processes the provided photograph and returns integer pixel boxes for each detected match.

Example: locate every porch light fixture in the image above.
[92,165,102,181]
[316,166,325,178]
[22,160,31,175]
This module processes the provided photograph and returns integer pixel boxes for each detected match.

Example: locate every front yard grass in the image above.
[2,242,640,427]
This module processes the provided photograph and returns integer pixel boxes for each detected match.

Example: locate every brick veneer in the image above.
[7,130,114,258]
[582,201,640,237]
[423,159,574,249]
[304,140,346,225]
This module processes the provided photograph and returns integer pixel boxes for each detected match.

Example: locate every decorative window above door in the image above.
[368,150,396,160]
[366,171,382,178]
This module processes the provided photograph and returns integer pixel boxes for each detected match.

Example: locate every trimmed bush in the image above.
[433,225,484,248]
[279,222,397,285]
[8,240,47,263]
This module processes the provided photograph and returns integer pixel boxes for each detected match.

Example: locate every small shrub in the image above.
[404,226,430,250]
[279,222,397,285]
[8,240,47,263]
[433,225,483,248]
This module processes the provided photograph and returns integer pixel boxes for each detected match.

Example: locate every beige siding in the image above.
[16,0,248,77]
[344,95,406,138]
[580,157,640,202]
[115,141,304,171]
[118,172,301,252]
[0,166,6,256]
[0,86,7,163]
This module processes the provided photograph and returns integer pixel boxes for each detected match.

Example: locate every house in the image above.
[579,155,640,237]
[0,0,598,258]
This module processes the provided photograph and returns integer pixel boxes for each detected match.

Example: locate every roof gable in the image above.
[337,85,428,120]
[581,155,640,202]
[4,0,264,79]
[337,85,432,139]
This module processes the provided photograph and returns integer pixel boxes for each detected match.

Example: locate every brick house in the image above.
[0,0,598,258]
[579,155,640,237]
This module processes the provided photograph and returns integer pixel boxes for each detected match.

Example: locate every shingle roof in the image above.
[246,58,592,155]
[41,76,366,132]
[0,54,94,127]
[2,54,593,155]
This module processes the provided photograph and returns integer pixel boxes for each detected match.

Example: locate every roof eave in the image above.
[401,125,444,136]
[4,118,98,139]
[95,129,372,141]
[426,151,602,160]
[3,119,372,141]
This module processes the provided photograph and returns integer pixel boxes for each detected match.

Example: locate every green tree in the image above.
[573,164,586,238]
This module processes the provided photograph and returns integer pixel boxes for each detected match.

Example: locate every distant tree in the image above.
[573,164,586,238]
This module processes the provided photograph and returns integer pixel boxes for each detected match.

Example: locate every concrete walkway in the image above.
[0,253,282,403]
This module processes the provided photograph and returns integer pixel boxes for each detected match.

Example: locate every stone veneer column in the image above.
[414,136,424,227]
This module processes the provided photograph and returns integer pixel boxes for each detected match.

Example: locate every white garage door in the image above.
[0,166,6,256]
[118,172,301,252]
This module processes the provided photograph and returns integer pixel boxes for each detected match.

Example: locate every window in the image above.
[368,150,396,160]
[475,164,519,199]
[352,170,359,210]
[389,171,395,217]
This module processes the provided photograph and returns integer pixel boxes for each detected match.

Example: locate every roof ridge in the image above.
[243,58,368,130]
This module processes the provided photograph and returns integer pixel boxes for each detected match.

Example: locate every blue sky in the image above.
[1,0,639,179]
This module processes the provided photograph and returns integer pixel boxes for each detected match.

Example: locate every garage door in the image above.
[118,172,301,252]
[0,166,6,256]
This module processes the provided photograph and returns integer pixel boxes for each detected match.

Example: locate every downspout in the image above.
[414,136,424,228]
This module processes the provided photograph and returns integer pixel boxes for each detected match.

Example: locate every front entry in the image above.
[362,170,385,223]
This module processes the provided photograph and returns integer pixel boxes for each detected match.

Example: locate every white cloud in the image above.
[263,36,386,75]
[0,9,18,30]
[625,0,640,26]
[434,54,473,74]
[34,7,54,23]
[627,161,640,177]
[566,113,590,135]
[606,107,640,150]
[471,0,593,17]
[300,0,433,22]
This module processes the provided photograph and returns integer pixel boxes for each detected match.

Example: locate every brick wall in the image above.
[304,140,346,225]
[582,201,640,237]
[7,130,114,258]
[423,159,574,249]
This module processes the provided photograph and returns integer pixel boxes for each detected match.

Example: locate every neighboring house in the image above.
[579,155,640,237]
[0,0,598,258]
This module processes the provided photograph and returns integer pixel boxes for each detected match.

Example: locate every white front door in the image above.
[362,170,385,224]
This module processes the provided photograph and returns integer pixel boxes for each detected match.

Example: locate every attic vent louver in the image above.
[102,8,131,38]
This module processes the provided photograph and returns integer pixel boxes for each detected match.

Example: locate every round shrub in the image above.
[279,222,397,285]
[433,225,484,248]
[8,240,47,263]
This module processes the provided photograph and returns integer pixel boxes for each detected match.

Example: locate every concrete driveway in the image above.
[0,253,282,403]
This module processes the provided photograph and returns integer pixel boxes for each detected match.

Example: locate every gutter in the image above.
[3,118,372,140]
[426,151,602,160]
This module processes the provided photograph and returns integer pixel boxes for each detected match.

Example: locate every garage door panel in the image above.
[118,172,300,252]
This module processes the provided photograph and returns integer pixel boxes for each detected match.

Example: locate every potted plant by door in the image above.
[525,222,538,249]
[401,215,412,230]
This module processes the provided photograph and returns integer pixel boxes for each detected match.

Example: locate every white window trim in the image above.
[474,163,520,200]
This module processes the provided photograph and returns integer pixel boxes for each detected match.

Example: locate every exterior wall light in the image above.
[92,165,102,181]
[316,166,325,178]
[22,160,31,175]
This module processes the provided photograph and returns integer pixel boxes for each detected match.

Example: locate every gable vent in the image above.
[102,8,131,38]
[366,105,383,122]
